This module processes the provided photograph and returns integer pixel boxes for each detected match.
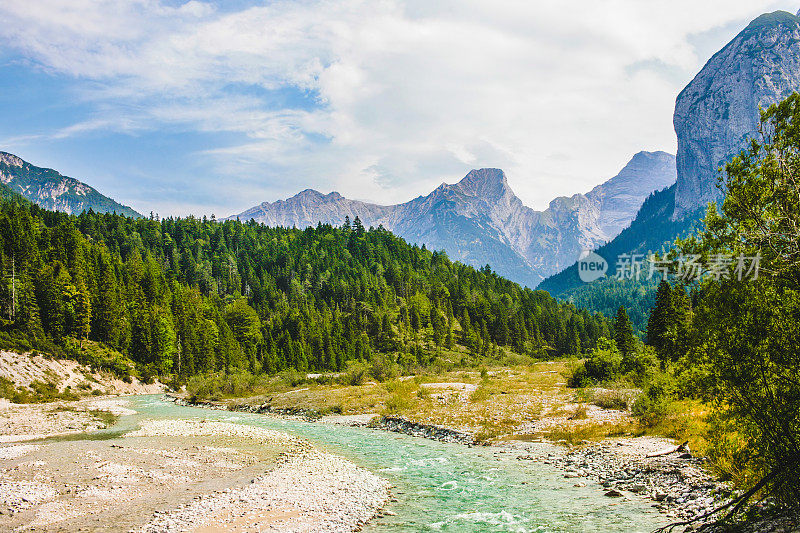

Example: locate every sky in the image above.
[0,0,791,217]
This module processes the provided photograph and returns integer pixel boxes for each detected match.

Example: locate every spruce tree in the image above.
[612,306,635,357]
[646,279,672,356]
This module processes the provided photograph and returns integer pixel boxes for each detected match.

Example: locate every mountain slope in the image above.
[231,152,676,287]
[0,152,141,218]
[540,9,800,326]
[538,186,703,296]
[673,10,800,218]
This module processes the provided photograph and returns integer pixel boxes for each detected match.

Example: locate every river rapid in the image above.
[113,395,667,533]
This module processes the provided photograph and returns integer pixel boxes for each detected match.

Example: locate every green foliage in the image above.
[0,195,610,390]
[646,92,800,508]
[186,371,271,402]
[645,280,693,363]
[631,372,675,427]
[368,354,400,382]
[569,337,623,386]
[569,333,659,388]
[64,339,136,382]
[342,360,369,386]
[612,306,635,356]
[0,376,79,403]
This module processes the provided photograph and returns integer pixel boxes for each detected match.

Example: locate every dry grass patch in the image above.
[537,421,640,446]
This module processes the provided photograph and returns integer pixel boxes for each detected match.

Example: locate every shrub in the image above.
[622,346,659,385]
[369,355,400,382]
[384,393,411,414]
[592,389,632,410]
[584,338,623,382]
[279,369,306,387]
[567,363,591,388]
[186,371,272,401]
[632,372,675,426]
[341,361,369,386]
[470,384,491,402]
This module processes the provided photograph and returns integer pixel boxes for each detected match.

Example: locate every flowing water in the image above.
[109,395,666,532]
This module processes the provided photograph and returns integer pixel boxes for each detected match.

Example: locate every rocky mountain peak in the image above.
[230,156,674,287]
[0,152,24,168]
[291,189,327,202]
[673,8,800,218]
[0,152,140,217]
[453,168,510,198]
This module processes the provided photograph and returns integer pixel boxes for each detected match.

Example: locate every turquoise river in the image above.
[100,395,668,532]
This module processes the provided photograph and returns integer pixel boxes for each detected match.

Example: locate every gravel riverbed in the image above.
[184,395,728,529]
[0,402,390,532]
[502,436,728,524]
[133,419,391,533]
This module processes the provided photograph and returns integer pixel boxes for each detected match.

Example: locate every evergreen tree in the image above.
[612,306,635,357]
[646,279,671,354]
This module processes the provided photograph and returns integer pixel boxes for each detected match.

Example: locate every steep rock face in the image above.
[230,153,675,287]
[674,10,800,218]
[587,151,677,237]
[0,152,141,218]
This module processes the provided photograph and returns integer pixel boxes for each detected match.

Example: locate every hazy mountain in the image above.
[230,151,676,287]
[0,152,141,218]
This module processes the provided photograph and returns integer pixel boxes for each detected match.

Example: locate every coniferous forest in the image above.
[0,197,609,383]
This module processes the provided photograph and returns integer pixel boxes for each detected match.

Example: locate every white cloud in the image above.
[0,0,789,215]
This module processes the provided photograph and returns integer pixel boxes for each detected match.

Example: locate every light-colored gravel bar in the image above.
[133,420,390,533]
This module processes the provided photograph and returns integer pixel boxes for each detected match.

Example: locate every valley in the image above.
[1,4,800,533]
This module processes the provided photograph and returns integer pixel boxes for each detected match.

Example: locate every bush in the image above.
[622,346,659,386]
[186,371,271,401]
[632,372,675,426]
[470,384,491,402]
[568,337,622,387]
[341,361,369,386]
[591,389,633,410]
[569,339,661,389]
[567,363,591,388]
[584,339,623,382]
[369,355,400,382]
[279,369,306,387]
[384,393,411,414]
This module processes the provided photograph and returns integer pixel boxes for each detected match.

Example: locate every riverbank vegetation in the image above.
[564,94,800,525]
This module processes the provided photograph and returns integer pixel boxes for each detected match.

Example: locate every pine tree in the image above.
[613,306,635,357]
[646,279,672,356]
[17,273,44,340]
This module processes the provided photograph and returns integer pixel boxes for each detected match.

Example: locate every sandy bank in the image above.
[0,412,389,532]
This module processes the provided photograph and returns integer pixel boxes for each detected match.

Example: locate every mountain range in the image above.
[0,152,141,218]
[3,8,797,299]
[231,151,676,287]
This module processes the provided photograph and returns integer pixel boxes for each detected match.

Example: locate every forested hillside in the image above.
[0,200,609,382]
[538,185,703,332]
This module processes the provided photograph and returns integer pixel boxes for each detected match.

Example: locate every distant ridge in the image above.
[0,152,141,218]
[230,152,676,287]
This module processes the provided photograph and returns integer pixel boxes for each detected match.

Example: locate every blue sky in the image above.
[0,0,789,217]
